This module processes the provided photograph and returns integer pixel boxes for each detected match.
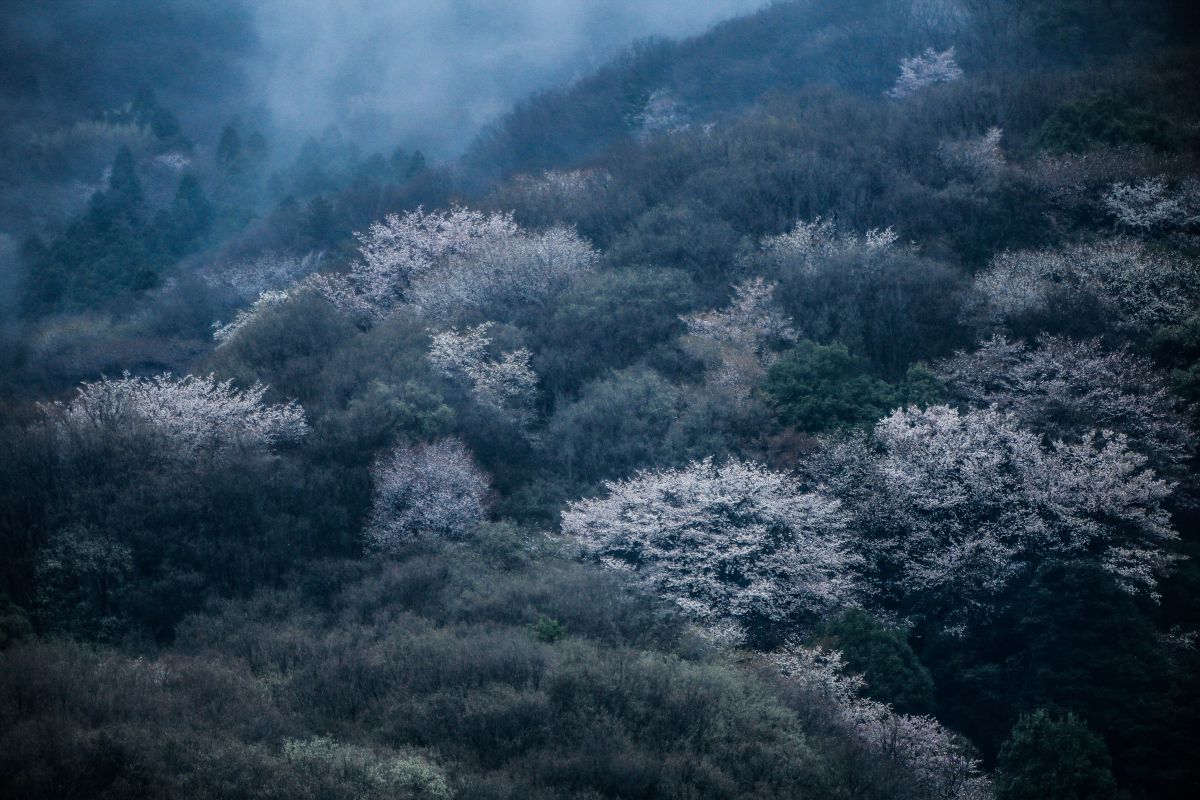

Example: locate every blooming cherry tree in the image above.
[938,127,1005,181]
[45,372,307,459]
[887,47,963,99]
[366,438,488,551]
[636,88,689,137]
[1103,176,1200,232]
[813,406,1178,630]
[681,278,798,402]
[409,224,597,320]
[562,458,859,636]
[967,238,1200,335]
[509,169,611,207]
[428,324,538,428]
[760,218,900,275]
[316,206,596,322]
[938,335,1194,472]
[684,277,798,355]
[771,645,990,800]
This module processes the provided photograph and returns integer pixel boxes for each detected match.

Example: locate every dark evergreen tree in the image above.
[765,340,894,432]
[995,710,1118,800]
[156,174,213,257]
[816,608,936,714]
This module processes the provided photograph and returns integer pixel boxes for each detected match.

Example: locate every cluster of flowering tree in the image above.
[812,405,1177,631]
[561,400,1179,637]
[937,335,1194,473]
[42,372,307,459]
[561,458,859,640]
[771,645,990,800]
[635,88,689,137]
[967,237,1200,336]
[366,438,489,552]
[681,278,798,403]
[212,288,293,345]
[938,127,1005,181]
[427,323,538,429]
[508,169,611,208]
[1103,176,1200,233]
[498,169,614,228]
[315,206,597,322]
[887,47,963,99]
[759,217,900,275]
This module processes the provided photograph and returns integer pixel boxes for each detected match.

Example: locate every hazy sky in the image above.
[253,0,770,156]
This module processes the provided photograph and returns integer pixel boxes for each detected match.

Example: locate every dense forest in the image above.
[3,1,1200,798]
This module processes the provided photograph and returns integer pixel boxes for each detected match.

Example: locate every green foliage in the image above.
[467,521,551,571]
[207,292,361,408]
[319,379,454,456]
[922,561,1200,797]
[545,366,683,485]
[816,609,936,715]
[34,526,132,641]
[531,615,567,643]
[894,362,947,409]
[608,201,743,285]
[995,709,1118,800]
[531,266,698,395]
[766,340,895,432]
[217,124,242,169]
[130,85,187,145]
[19,147,216,316]
[0,553,907,799]
[1031,93,1170,153]
[765,249,968,378]
[156,173,214,256]
[107,145,144,206]
[3,5,1200,798]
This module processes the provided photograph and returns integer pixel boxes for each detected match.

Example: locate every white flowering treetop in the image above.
[316,206,597,322]
[410,225,597,320]
[760,217,900,276]
[887,47,963,99]
[771,645,990,800]
[938,127,1005,181]
[815,405,1178,630]
[681,277,798,402]
[45,372,307,459]
[967,238,1200,335]
[510,169,611,205]
[366,438,489,551]
[684,277,798,356]
[561,458,859,637]
[1103,176,1200,233]
[212,289,292,346]
[427,323,538,429]
[355,206,518,316]
[938,335,1194,471]
[636,88,689,137]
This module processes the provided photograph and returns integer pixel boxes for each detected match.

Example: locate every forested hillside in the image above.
[3,2,1200,798]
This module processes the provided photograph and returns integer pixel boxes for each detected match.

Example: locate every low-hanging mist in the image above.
[252,0,770,155]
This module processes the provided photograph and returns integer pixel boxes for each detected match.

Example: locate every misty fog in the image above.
[0,0,765,311]
[253,0,769,155]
